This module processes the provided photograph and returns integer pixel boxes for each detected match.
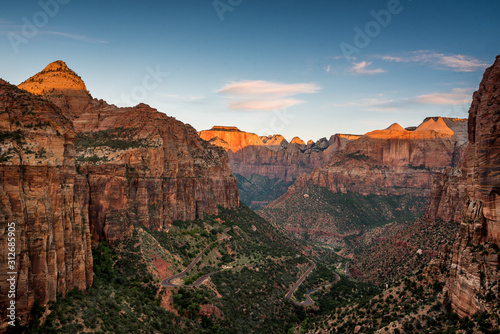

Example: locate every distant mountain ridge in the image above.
[199,126,362,208]
[259,116,468,246]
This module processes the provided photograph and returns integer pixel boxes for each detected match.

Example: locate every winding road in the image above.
[285,259,315,300]
[161,226,340,307]
[161,227,232,288]
[285,260,340,306]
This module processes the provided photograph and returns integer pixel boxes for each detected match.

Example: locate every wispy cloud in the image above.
[217,80,321,111]
[45,31,109,44]
[332,88,474,113]
[349,61,386,75]
[0,23,108,44]
[413,88,473,105]
[379,50,489,72]
[332,97,399,112]
[227,99,303,110]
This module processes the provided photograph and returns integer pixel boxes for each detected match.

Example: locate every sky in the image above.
[1,0,499,141]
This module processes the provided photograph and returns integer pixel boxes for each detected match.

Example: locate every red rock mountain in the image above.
[427,56,500,317]
[291,117,467,197]
[261,117,468,244]
[0,79,93,324]
[199,126,361,182]
[0,61,239,327]
[17,61,239,242]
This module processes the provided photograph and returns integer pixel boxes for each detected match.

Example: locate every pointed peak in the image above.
[386,123,405,131]
[291,137,305,145]
[18,60,88,97]
[416,117,454,135]
[42,60,70,72]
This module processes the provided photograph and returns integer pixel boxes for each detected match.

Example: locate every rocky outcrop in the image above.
[199,126,360,182]
[262,117,468,245]
[18,60,92,121]
[199,126,267,152]
[19,61,240,243]
[0,80,93,328]
[292,117,468,197]
[438,56,500,317]
[343,117,467,168]
[0,60,240,328]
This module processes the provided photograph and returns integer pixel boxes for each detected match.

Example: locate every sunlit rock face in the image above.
[0,60,241,329]
[199,126,361,182]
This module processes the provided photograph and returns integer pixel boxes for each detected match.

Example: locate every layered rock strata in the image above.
[18,61,240,242]
[0,60,240,327]
[199,126,361,182]
[437,56,500,317]
[0,80,93,326]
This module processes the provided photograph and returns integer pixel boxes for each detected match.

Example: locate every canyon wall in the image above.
[0,80,93,326]
[432,56,500,317]
[260,117,468,244]
[0,60,240,327]
[17,61,239,242]
[293,117,468,197]
[199,126,361,182]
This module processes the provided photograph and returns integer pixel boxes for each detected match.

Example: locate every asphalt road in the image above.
[162,226,340,307]
[285,260,340,306]
[285,259,315,300]
[161,227,232,288]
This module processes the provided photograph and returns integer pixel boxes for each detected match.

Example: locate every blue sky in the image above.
[1,0,499,141]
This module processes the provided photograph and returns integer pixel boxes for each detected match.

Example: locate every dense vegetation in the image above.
[350,218,460,284]
[259,185,428,249]
[309,270,500,334]
[23,204,349,333]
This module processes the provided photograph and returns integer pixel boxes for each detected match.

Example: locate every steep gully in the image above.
[161,229,339,306]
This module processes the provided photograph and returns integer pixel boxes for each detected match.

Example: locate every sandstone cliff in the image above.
[199,126,361,182]
[0,80,93,328]
[292,117,467,197]
[261,117,467,245]
[0,60,240,328]
[435,56,500,317]
[18,61,240,243]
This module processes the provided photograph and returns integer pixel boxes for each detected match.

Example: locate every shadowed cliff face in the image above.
[0,80,93,326]
[433,55,500,318]
[17,61,240,243]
